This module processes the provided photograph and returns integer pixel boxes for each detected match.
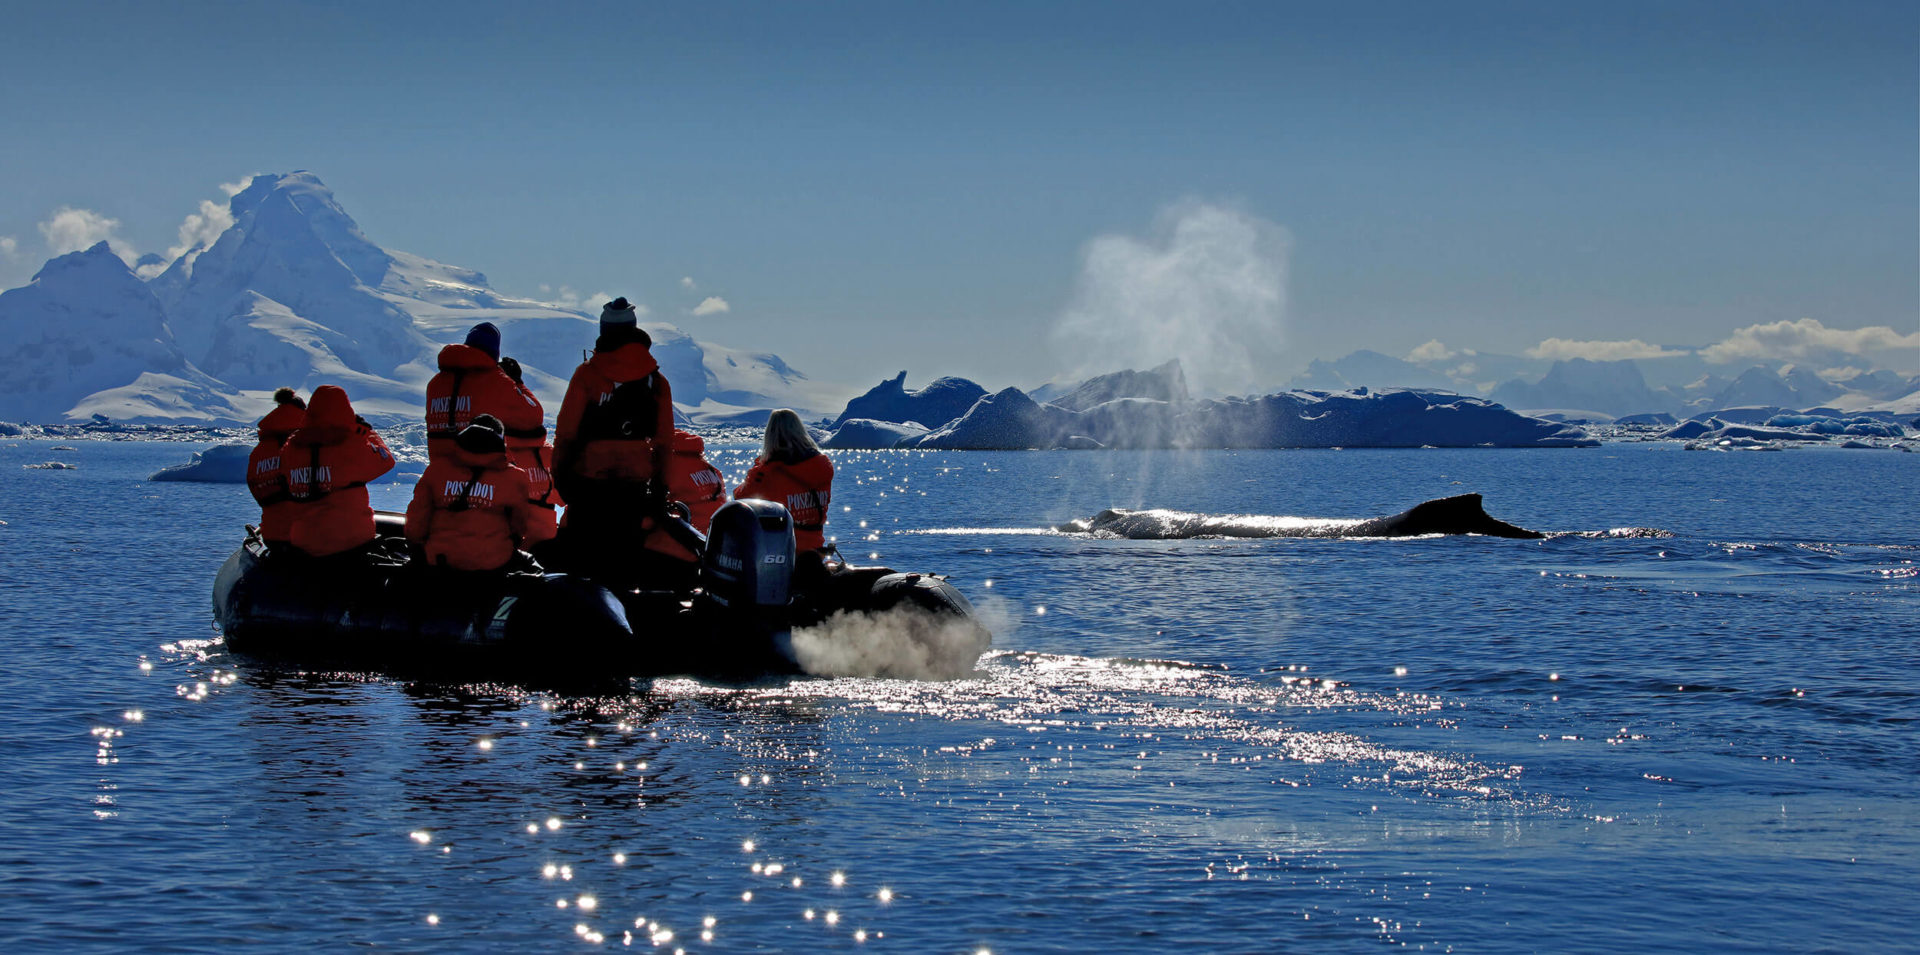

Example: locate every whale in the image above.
[1056,493,1544,540]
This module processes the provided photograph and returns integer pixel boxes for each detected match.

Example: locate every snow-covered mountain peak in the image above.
[31,240,135,284]
[0,170,837,425]
[227,171,392,286]
[0,241,236,422]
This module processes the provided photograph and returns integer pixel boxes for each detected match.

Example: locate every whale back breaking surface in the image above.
[1057,493,1544,540]
[1351,493,1545,539]
[1056,508,1362,539]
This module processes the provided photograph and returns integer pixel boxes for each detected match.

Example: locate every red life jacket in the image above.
[512,441,560,546]
[424,344,545,461]
[553,342,675,484]
[736,451,834,552]
[664,429,727,533]
[278,386,396,557]
[404,445,533,572]
[502,378,560,544]
[247,402,306,543]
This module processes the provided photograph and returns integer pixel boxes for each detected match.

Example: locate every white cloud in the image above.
[540,287,636,315]
[38,206,140,265]
[680,276,697,291]
[167,198,235,261]
[545,286,586,307]
[691,296,730,316]
[1407,339,1456,363]
[1699,318,1920,365]
[151,176,250,279]
[1525,338,1688,361]
[1052,201,1291,397]
[0,236,16,259]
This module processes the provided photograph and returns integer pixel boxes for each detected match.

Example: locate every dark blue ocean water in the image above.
[1,438,1914,953]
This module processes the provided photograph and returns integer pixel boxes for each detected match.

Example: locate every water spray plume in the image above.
[1052,202,1291,399]
[786,595,1016,680]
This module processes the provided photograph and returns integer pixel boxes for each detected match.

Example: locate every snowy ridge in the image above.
[0,242,241,423]
[0,172,832,426]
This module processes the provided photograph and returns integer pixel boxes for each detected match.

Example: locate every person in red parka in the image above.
[664,428,728,534]
[425,322,545,462]
[633,427,730,570]
[247,386,306,548]
[553,299,675,496]
[497,356,562,546]
[551,298,678,586]
[427,323,558,546]
[404,415,534,572]
[734,409,834,554]
[277,385,396,558]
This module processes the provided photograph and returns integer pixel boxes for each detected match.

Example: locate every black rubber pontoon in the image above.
[212,500,985,682]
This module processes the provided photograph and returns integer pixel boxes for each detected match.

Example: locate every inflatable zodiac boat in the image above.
[212,499,983,683]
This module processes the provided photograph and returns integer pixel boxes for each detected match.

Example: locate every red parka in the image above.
[664,429,727,533]
[424,344,544,460]
[735,451,834,552]
[277,386,396,557]
[553,342,675,487]
[425,343,559,543]
[505,379,561,546]
[404,444,533,571]
[247,401,307,544]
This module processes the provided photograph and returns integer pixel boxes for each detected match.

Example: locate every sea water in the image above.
[1,439,1914,952]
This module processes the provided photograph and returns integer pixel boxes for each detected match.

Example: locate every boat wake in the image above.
[784,594,1014,681]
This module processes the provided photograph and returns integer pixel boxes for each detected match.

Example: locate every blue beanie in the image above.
[465,322,502,361]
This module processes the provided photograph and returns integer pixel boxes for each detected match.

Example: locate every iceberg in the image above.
[1047,359,1190,411]
[822,418,932,449]
[1660,419,1720,440]
[1664,412,1908,447]
[832,372,987,430]
[149,444,252,482]
[827,375,1597,450]
[1762,414,1904,438]
[906,388,1067,449]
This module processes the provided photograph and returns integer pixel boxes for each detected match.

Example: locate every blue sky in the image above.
[2,0,1913,390]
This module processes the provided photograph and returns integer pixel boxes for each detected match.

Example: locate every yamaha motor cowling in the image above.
[697,499,796,664]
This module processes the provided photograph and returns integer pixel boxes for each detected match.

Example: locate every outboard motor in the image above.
[696,499,796,664]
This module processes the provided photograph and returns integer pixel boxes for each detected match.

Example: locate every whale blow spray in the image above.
[1047,202,1294,510]
[1051,202,1292,402]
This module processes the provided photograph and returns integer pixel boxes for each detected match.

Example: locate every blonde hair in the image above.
[758,409,819,464]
